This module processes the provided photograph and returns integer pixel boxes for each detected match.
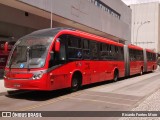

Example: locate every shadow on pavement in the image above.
[6,89,71,101]
[5,80,114,101]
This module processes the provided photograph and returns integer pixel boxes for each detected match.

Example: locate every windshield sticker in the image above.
[40,61,44,66]
[77,51,82,58]
[20,64,25,68]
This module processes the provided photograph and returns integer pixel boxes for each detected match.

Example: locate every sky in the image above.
[122,0,160,5]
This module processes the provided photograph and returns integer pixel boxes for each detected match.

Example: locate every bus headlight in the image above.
[32,73,43,80]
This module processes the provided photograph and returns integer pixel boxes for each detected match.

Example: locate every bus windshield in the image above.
[7,37,53,68]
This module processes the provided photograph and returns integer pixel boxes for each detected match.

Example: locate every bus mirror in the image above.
[4,42,8,52]
[55,38,60,52]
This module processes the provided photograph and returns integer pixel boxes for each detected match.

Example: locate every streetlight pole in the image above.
[50,0,53,28]
[135,21,150,45]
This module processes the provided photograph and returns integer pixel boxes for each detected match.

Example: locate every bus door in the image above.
[90,41,99,83]
[82,39,91,84]
[82,61,91,84]
[47,35,69,90]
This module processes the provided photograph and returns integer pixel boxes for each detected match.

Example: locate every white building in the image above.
[130,2,160,53]
[0,0,131,44]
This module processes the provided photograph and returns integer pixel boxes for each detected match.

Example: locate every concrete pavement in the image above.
[0,68,160,120]
[119,89,160,120]
[0,78,16,96]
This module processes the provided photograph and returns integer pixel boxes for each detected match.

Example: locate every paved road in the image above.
[0,70,160,120]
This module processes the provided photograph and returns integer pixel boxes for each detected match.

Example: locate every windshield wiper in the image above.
[27,46,30,71]
[8,45,17,71]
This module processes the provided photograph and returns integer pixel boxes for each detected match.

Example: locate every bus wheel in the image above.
[113,70,119,82]
[140,68,143,75]
[71,75,81,92]
[152,66,155,72]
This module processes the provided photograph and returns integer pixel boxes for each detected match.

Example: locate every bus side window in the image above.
[82,39,90,59]
[129,49,133,61]
[67,36,82,60]
[90,41,99,60]
[100,43,108,60]
[111,45,116,59]
[118,47,123,61]
[147,52,150,61]
[59,40,66,61]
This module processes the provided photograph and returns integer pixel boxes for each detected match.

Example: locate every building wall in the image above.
[130,2,160,53]
[101,0,131,25]
[18,0,131,43]
[0,3,68,40]
[0,3,48,40]
[0,21,35,41]
[0,0,131,43]
[158,4,160,53]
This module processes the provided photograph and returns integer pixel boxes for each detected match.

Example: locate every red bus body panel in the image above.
[129,61,144,75]
[4,61,125,91]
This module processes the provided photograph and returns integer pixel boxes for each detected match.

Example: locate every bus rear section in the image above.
[124,44,144,76]
[4,27,125,91]
[143,49,157,72]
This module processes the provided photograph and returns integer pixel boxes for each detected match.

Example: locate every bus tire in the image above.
[113,70,119,82]
[70,73,82,92]
[140,67,143,75]
[152,66,155,72]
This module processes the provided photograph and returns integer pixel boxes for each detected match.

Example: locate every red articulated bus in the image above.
[4,28,157,91]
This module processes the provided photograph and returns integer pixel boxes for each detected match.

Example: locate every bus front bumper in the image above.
[4,78,49,91]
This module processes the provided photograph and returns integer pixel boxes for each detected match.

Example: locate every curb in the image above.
[0,91,8,96]
[0,89,18,96]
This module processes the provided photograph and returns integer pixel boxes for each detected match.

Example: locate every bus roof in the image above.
[145,48,156,53]
[25,27,75,37]
[75,30,123,47]
[23,27,123,47]
[128,44,143,51]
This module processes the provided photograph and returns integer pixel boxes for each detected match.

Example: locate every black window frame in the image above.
[54,34,125,62]
[82,39,91,60]
[67,35,82,60]
[90,41,99,60]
